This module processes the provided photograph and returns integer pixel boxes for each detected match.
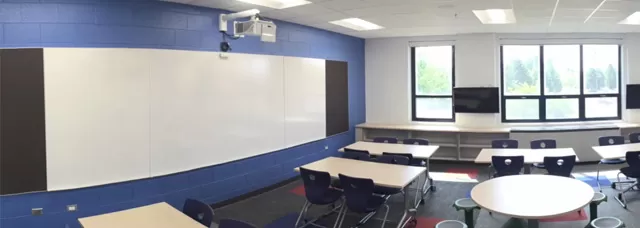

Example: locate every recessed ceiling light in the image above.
[619,11,640,24]
[472,9,516,24]
[329,18,383,31]
[235,0,311,9]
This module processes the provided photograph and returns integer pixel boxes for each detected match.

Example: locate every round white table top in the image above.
[470,175,593,219]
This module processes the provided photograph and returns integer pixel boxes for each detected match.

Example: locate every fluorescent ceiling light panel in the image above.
[330,18,383,31]
[472,9,516,24]
[619,11,640,24]
[235,0,311,9]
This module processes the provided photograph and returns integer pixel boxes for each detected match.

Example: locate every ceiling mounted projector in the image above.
[219,9,277,43]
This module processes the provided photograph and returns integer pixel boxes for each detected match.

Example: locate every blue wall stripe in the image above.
[0,1,364,228]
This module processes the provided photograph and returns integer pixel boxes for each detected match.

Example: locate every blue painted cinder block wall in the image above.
[0,1,365,227]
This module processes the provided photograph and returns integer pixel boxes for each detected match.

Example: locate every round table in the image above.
[471,175,593,228]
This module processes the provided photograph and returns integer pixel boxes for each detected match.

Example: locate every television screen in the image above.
[627,84,640,109]
[453,87,499,113]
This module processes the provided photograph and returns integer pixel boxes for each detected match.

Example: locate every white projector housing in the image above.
[219,9,277,43]
[234,18,277,43]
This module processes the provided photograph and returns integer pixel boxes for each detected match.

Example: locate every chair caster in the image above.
[617,194,627,209]
[419,199,425,205]
[406,218,418,228]
[611,183,617,189]
[431,185,437,192]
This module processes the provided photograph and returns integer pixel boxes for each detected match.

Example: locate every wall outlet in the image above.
[67,204,77,212]
[32,208,43,216]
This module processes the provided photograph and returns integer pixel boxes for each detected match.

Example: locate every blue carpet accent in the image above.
[576,176,611,187]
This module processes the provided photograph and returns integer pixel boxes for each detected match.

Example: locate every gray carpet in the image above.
[212,162,640,228]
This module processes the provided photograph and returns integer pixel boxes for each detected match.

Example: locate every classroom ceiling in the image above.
[163,0,640,38]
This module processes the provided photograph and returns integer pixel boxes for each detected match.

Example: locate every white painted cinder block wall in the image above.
[366,33,640,127]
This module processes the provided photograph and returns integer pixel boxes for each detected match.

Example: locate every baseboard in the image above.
[210,176,299,209]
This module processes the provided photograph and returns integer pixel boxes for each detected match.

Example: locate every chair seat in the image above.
[453,198,479,211]
[331,179,342,189]
[601,158,626,164]
[373,185,402,196]
[620,167,640,178]
[363,195,387,213]
[590,217,624,228]
[309,188,343,205]
[435,220,468,228]
[592,192,607,203]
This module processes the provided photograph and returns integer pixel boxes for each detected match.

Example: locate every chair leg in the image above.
[596,163,602,192]
[380,204,389,228]
[296,201,310,227]
[333,203,346,228]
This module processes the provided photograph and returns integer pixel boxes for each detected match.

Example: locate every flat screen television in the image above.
[627,84,640,109]
[453,87,499,113]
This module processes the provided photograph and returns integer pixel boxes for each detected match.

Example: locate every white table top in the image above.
[340,141,439,159]
[471,175,593,219]
[475,148,579,164]
[296,157,426,189]
[78,202,206,228]
[592,143,640,159]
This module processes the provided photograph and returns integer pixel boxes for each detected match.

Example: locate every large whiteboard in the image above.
[44,48,151,190]
[43,48,327,189]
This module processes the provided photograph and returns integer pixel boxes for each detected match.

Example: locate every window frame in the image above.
[410,46,456,122]
[500,45,622,123]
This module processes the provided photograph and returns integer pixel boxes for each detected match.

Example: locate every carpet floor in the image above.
[212,161,640,228]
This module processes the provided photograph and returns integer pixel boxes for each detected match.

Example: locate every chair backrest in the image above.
[299,168,334,204]
[530,139,557,149]
[626,151,640,169]
[182,199,215,227]
[376,154,410,165]
[599,136,625,146]
[629,132,640,143]
[219,219,257,228]
[372,137,398,143]
[543,155,577,177]
[491,156,525,176]
[343,148,370,161]
[338,174,375,213]
[382,152,413,161]
[403,138,429,145]
[491,139,518,148]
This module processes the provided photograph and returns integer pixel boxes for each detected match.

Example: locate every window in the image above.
[411,46,455,121]
[501,45,621,122]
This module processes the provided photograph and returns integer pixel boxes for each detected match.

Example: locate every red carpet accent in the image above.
[540,209,587,222]
[415,217,445,228]
[445,168,479,179]
[290,185,306,196]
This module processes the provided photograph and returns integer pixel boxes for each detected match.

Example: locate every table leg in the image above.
[524,164,531,174]
[418,158,434,205]
[396,185,417,228]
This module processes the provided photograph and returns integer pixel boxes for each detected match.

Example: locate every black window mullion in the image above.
[411,47,417,121]
[500,46,506,122]
[618,45,622,120]
[539,45,546,121]
[579,45,585,120]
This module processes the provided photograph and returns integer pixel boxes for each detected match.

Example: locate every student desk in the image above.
[296,157,426,228]
[591,142,640,191]
[471,175,593,228]
[78,202,205,228]
[475,148,578,174]
[340,141,439,200]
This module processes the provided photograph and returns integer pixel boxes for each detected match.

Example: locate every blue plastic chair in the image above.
[182,199,215,227]
[335,174,389,228]
[343,148,371,161]
[615,151,640,208]
[219,219,257,228]
[373,155,408,196]
[630,132,640,143]
[381,152,423,166]
[531,139,557,169]
[491,156,525,177]
[296,168,343,227]
[491,139,518,148]
[596,136,626,191]
[373,137,398,143]
[403,138,429,145]
[544,155,576,177]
